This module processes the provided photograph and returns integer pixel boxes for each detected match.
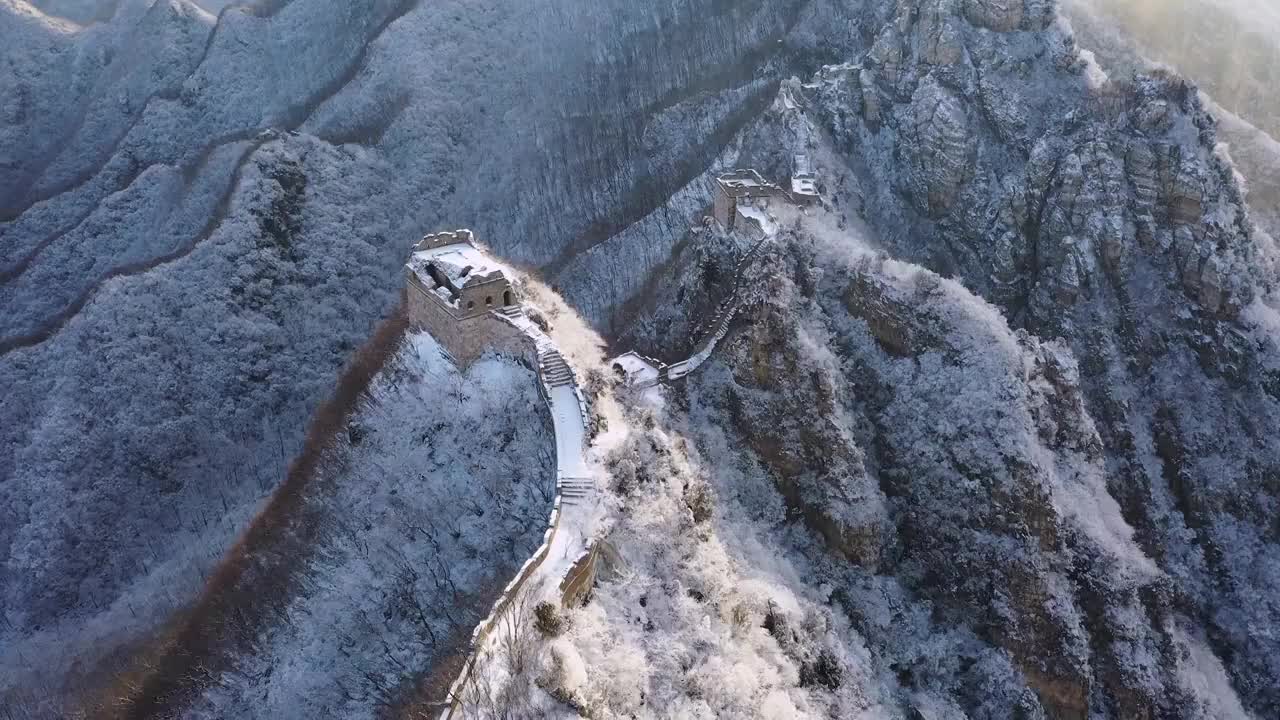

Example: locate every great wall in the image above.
[408,164,808,717]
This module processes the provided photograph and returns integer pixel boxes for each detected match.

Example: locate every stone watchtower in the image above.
[405,229,535,367]
[790,153,818,205]
[712,169,785,230]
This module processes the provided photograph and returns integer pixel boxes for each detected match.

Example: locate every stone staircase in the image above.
[688,234,769,345]
[495,304,525,320]
[559,477,596,506]
[538,347,574,388]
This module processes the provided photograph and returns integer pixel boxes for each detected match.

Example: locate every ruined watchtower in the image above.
[405,230,535,368]
[790,153,818,205]
[712,169,785,230]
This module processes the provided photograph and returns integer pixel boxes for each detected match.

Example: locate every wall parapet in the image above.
[439,384,563,719]
[438,307,595,720]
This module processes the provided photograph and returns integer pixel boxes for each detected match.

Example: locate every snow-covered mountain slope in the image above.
[26,0,234,26]
[598,2,1280,716]
[174,334,555,720]
[583,216,1248,719]
[4,0,1279,718]
[1063,0,1280,140]
[0,0,857,708]
[1060,0,1280,243]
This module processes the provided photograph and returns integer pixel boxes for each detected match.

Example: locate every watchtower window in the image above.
[467,300,476,309]
[485,296,493,306]
[503,290,513,306]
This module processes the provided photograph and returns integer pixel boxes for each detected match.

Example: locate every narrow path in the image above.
[618,227,775,386]
[437,305,597,718]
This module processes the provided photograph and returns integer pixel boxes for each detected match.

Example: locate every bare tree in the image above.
[447,586,544,720]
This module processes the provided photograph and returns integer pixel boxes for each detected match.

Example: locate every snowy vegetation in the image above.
[4,0,1280,718]
[176,333,555,720]
[584,205,1259,718]
[0,3,855,699]
[0,136,405,710]
[558,406,892,719]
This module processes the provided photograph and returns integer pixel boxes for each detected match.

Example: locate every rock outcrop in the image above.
[649,224,1217,719]
[616,1,1279,716]
[788,2,1280,716]
[808,2,1263,330]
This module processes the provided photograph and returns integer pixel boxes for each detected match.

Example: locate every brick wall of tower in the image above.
[713,188,737,229]
[406,271,536,368]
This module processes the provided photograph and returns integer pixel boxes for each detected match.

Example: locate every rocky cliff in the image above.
[793,7,1280,713]
[612,1,1280,716]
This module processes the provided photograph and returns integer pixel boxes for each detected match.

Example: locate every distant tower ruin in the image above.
[790,153,819,205]
[405,230,535,367]
[712,169,786,230]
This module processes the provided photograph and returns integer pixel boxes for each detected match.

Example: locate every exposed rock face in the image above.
[901,78,975,216]
[963,0,1055,32]
[658,228,1210,719]
[790,1,1280,716]
[808,3,1261,327]
[619,1,1279,716]
[963,0,1026,32]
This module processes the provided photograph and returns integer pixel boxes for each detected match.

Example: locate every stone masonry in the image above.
[405,230,537,368]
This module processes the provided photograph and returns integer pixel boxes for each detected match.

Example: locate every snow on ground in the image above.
[539,398,894,719]
[612,352,661,387]
[737,203,778,236]
[550,384,588,479]
[543,381,598,582]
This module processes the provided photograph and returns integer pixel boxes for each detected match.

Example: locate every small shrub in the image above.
[534,601,565,637]
[800,649,843,690]
[684,482,714,524]
[763,600,789,642]
[583,367,609,401]
[347,422,367,446]
[525,304,551,332]
[608,456,638,496]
